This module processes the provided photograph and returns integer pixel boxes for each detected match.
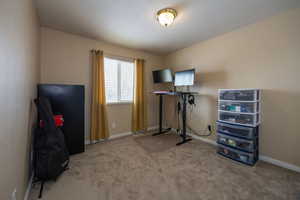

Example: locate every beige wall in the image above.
[165,8,300,167]
[40,27,164,139]
[0,3,298,200]
[0,0,40,199]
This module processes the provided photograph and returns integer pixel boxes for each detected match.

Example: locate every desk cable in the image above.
[176,97,212,137]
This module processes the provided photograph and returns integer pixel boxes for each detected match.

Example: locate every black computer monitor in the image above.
[174,69,195,86]
[152,69,173,83]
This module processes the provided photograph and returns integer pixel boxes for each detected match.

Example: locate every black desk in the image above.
[152,91,195,145]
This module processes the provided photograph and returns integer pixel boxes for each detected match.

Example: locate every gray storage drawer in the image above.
[217,133,257,152]
[218,111,260,127]
[219,89,260,101]
[217,144,258,165]
[219,101,259,113]
[217,122,257,139]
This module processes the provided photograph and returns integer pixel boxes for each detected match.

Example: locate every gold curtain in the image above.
[132,59,147,132]
[90,50,109,141]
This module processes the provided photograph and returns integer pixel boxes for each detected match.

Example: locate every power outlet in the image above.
[112,122,116,129]
[207,125,212,132]
[11,188,17,200]
[208,124,215,135]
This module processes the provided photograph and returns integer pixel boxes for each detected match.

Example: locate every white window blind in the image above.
[104,57,134,103]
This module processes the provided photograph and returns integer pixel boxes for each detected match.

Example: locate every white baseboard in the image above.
[24,174,34,200]
[109,131,132,140]
[188,133,300,173]
[148,126,159,131]
[85,126,159,145]
[85,140,91,145]
[259,155,300,173]
[187,133,217,146]
[85,131,133,145]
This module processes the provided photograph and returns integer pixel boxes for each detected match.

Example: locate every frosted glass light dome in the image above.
[156,8,177,27]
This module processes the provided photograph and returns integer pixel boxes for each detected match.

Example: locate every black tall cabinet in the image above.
[38,84,85,155]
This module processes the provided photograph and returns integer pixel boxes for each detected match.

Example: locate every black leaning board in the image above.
[38,84,85,155]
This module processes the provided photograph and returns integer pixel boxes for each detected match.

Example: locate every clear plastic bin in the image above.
[217,133,257,152]
[217,144,258,165]
[218,111,260,127]
[216,122,258,139]
[219,89,260,101]
[219,101,259,113]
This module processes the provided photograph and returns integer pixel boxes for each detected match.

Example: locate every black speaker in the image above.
[38,84,85,155]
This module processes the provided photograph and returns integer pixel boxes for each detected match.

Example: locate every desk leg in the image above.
[176,94,192,145]
[152,95,171,136]
[159,95,162,133]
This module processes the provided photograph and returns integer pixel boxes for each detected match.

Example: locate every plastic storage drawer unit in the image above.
[217,144,258,166]
[219,89,260,101]
[217,133,257,152]
[219,101,259,113]
[217,122,258,139]
[218,111,260,127]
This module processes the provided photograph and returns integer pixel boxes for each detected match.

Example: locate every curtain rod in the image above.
[104,53,135,62]
[90,49,145,62]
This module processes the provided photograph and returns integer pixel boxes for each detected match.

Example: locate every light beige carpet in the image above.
[29,133,300,200]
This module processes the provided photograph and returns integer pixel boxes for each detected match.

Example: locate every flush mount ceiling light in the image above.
[156,8,177,27]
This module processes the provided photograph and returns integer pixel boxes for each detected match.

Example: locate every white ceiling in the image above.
[36,0,300,55]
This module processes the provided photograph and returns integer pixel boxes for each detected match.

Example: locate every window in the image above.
[104,57,134,103]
